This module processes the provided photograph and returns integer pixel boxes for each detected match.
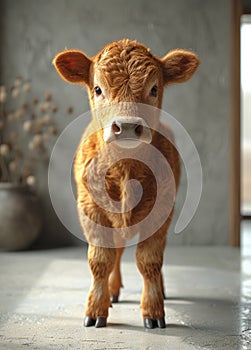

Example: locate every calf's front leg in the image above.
[84,245,116,328]
[136,222,169,329]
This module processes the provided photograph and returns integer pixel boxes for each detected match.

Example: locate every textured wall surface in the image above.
[0,0,231,246]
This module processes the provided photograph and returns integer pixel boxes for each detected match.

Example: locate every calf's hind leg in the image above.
[109,247,125,303]
[136,221,169,329]
[84,245,116,328]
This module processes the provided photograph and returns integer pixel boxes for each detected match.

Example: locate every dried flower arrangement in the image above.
[0,77,73,186]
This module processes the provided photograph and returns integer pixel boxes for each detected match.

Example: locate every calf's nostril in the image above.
[112,122,121,134]
[135,124,143,136]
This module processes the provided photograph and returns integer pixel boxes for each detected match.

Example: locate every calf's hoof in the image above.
[144,317,166,329]
[84,316,107,328]
[95,317,107,328]
[110,295,119,303]
[84,316,96,327]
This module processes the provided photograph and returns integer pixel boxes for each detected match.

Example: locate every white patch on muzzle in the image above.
[103,116,152,149]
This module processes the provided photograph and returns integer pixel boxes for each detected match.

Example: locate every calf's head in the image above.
[53,39,199,147]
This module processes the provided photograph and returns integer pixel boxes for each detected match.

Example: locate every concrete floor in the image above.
[0,222,251,349]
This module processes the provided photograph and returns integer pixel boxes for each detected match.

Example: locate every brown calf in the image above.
[53,39,199,328]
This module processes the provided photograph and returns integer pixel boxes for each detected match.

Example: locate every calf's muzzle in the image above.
[103,116,152,148]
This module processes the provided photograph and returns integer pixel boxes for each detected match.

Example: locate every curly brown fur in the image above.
[53,39,199,326]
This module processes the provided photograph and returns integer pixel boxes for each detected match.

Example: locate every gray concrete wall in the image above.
[0,0,231,246]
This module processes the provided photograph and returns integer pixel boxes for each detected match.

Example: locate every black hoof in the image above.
[84,316,96,327]
[144,317,166,329]
[157,317,166,328]
[95,317,107,328]
[144,318,158,329]
[111,295,119,303]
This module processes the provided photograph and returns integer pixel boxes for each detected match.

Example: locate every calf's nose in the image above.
[104,116,152,148]
[112,120,143,137]
[135,124,143,136]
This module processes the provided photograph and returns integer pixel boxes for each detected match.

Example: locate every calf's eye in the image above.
[94,86,102,96]
[150,85,158,97]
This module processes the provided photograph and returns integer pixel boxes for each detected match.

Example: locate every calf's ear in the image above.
[161,49,200,85]
[53,49,91,85]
